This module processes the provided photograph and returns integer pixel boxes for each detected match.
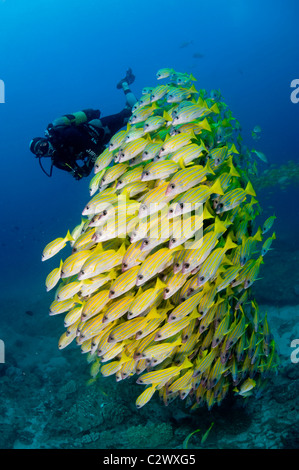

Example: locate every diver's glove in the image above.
[117,68,135,89]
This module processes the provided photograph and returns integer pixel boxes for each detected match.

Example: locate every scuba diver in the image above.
[29,69,137,180]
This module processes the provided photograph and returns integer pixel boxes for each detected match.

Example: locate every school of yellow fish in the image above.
[43,68,279,411]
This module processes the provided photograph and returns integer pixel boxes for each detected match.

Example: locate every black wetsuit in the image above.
[47,108,131,179]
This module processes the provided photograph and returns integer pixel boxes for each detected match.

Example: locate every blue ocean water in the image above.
[0,0,299,450]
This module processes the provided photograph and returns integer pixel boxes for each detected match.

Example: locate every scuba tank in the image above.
[47,108,101,132]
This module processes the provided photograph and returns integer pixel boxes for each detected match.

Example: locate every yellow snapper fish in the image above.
[100,163,128,188]
[129,104,157,125]
[108,317,148,344]
[103,295,135,324]
[141,160,180,182]
[60,249,91,278]
[118,138,148,163]
[168,290,205,323]
[168,180,223,218]
[156,67,175,80]
[142,142,163,161]
[136,246,182,286]
[262,215,276,234]
[42,230,73,261]
[165,162,214,198]
[45,260,63,291]
[261,232,276,257]
[94,148,114,174]
[124,126,146,143]
[78,243,126,280]
[108,129,127,151]
[154,309,200,341]
[49,295,81,316]
[138,182,174,218]
[181,218,228,274]
[82,188,117,216]
[136,384,157,408]
[56,280,84,301]
[115,166,144,190]
[215,181,256,214]
[233,378,256,397]
[136,357,193,385]
[109,266,140,299]
[127,277,166,318]
[80,272,116,297]
[143,115,166,133]
[170,142,206,165]
[197,235,237,287]
[150,84,170,102]
[172,103,212,126]
[121,239,150,272]
[70,218,88,246]
[158,132,193,158]
[89,169,106,196]
[81,290,110,322]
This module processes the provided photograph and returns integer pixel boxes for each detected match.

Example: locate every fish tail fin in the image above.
[223,233,237,251]
[65,230,74,242]
[200,118,211,132]
[210,103,220,114]
[214,217,227,235]
[245,181,256,197]
[253,227,263,242]
[163,110,172,122]
[210,178,224,196]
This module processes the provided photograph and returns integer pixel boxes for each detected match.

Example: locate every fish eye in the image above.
[123,263,127,269]
[175,263,179,268]
[118,180,122,185]
[61,270,64,276]
[199,276,205,282]
[81,270,85,275]
[170,184,175,190]
[143,240,149,245]
[145,171,149,176]
[161,147,165,152]
[218,203,224,209]
[184,263,190,269]
[165,288,170,293]
[156,334,162,339]
[102,178,106,183]
[171,238,176,244]
[110,290,115,296]
[103,210,107,216]
[180,203,184,209]
[138,274,143,280]
[169,208,174,214]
